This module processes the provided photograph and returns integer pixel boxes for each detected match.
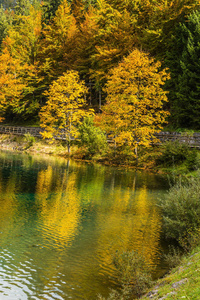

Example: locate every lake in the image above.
[0,151,169,299]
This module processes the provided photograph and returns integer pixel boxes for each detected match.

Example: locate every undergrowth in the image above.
[159,173,200,250]
[155,141,200,171]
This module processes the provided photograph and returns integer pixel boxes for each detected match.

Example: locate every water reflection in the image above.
[0,151,168,299]
[36,167,81,247]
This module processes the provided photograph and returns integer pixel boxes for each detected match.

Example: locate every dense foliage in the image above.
[78,116,108,157]
[39,70,92,152]
[0,0,200,147]
[159,174,200,249]
[156,140,199,171]
[165,9,200,129]
[97,48,169,159]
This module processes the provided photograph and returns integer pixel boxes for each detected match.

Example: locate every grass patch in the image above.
[141,245,200,300]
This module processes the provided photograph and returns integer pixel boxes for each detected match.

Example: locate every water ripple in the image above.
[0,152,168,299]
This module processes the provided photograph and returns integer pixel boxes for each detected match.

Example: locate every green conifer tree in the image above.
[14,0,40,15]
[166,10,200,129]
[42,0,62,24]
[0,5,13,50]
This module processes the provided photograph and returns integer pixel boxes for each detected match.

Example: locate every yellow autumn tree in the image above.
[41,0,78,78]
[2,6,43,117]
[98,48,169,160]
[0,48,27,121]
[39,70,93,152]
[90,0,138,85]
[5,6,42,65]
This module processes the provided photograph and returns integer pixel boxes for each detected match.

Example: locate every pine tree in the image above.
[41,0,78,78]
[0,0,16,9]
[0,5,13,50]
[71,0,85,25]
[42,0,62,24]
[165,10,200,129]
[14,0,32,15]
[90,0,138,85]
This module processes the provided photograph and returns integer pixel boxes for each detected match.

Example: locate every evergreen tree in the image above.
[14,0,40,15]
[71,0,84,25]
[42,0,62,24]
[89,0,138,86]
[41,0,78,80]
[14,0,31,15]
[165,10,200,129]
[0,0,16,9]
[0,5,13,50]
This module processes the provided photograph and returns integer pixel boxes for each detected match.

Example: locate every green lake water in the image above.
[0,151,169,299]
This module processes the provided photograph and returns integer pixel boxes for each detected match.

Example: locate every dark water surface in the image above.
[0,151,169,299]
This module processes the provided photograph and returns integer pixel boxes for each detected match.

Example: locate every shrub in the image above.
[179,228,200,253]
[159,173,200,247]
[162,245,183,269]
[156,141,198,170]
[78,117,108,157]
[24,133,35,148]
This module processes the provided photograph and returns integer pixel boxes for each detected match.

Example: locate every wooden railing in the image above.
[0,126,200,148]
[0,126,43,137]
[155,132,200,148]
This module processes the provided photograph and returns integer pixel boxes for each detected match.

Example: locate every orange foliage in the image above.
[98,48,170,151]
[0,48,27,120]
[39,70,93,144]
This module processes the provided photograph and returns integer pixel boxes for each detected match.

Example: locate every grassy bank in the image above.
[0,132,153,168]
[0,134,70,156]
[141,173,200,299]
[99,173,200,300]
[141,245,200,299]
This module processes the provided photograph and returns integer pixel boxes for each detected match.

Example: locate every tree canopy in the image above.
[0,0,200,131]
[0,48,28,120]
[97,48,169,156]
[165,9,200,129]
[40,70,93,151]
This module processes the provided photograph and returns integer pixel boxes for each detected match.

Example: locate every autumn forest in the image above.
[1,0,200,159]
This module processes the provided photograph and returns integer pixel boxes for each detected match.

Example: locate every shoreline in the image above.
[141,245,200,299]
[0,133,162,172]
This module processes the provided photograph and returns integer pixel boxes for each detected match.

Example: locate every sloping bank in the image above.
[141,246,200,299]
[0,134,70,156]
[141,172,200,300]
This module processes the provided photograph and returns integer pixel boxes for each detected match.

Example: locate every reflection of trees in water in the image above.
[36,165,53,199]
[33,166,82,296]
[95,183,161,277]
[0,172,19,235]
[0,158,162,265]
[134,186,161,267]
[0,153,166,298]
[35,166,81,247]
[77,164,106,207]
